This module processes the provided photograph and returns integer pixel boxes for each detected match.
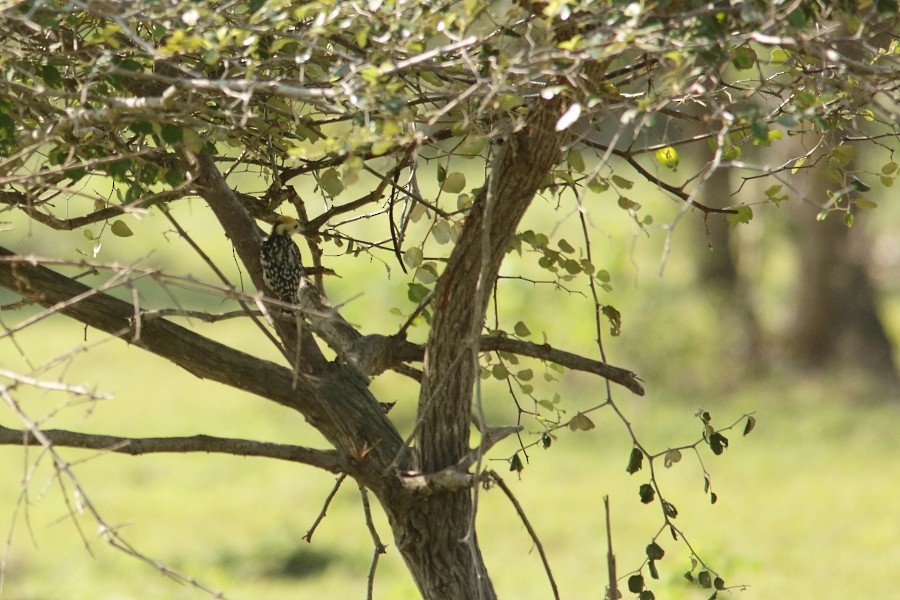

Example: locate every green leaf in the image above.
[319,168,344,197]
[663,448,682,468]
[558,238,575,253]
[407,282,430,303]
[513,320,531,337]
[646,542,665,561]
[731,45,757,70]
[566,148,585,171]
[639,483,655,503]
[698,571,712,589]
[828,144,855,168]
[509,452,524,473]
[628,574,645,593]
[709,432,729,455]
[441,171,466,193]
[626,446,643,474]
[881,161,898,175]
[568,413,595,431]
[770,48,791,64]
[726,205,753,226]
[110,220,133,237]
[764,184,783,198]
[517,368,533,381]
[588,176,609,193]
[617,197,640,211]
[714,576,726,590]
[432,219,452,244]
[492,364,509,379]
[655,145,679,169]
[844,212,854,228]
[601,305,621,336]
[160,123,183,144]
[41,64,63,89]
[416,262,438,284]
[403,246,423,268]
[611,175,633,189]
[743,415,756,436]
[182,128,204,154]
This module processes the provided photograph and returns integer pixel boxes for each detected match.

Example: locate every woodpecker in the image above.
[260,215,304,305]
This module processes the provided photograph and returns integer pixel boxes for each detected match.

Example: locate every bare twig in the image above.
[487,471,560,600]
[604,496,618,600]
[303,474,348,543]
[358,484,386,600]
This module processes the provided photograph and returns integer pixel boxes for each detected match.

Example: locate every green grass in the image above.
[2,339,898,600]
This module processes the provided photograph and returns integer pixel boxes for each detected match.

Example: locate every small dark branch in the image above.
[358,484,386,600]
[622,154,737,215]
[487,470,560,600]
[581,140,737,215]
[0,424,349,472]
[480,336,645,395]
[604,496,618,600]
[303,473,348,543]
[306,170,394,233]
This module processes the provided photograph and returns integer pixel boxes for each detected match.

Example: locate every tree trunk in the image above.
[787,140,899,385]
[694,166,766,372]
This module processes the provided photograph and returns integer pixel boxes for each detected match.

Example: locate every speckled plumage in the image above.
[260,216,304,305]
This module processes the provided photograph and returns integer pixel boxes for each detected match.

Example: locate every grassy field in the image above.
[2,172,898,599]
[1,315,897,600]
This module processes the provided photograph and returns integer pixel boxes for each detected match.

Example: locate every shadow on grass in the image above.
[217,541,336,580]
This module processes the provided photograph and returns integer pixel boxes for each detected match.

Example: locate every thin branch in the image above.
[0,424,349,472]
[303,474,348,543]
[604,496,618,600]
[358,484,386,600]
[487,470,560,600]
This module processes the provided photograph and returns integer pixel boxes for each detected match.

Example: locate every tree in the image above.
[1,1,898,598]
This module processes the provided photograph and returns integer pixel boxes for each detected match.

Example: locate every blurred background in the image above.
[1,141,899,599]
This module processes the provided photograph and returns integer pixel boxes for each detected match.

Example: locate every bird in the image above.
[260,215,305,305]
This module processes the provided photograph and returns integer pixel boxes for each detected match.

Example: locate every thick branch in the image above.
[0,424,349,472]
[180,152,409,482]
[0,248,322,419]
[481,336,645,396]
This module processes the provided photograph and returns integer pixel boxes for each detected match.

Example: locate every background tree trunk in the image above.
[786,140,899,386]
[694,166,766,373]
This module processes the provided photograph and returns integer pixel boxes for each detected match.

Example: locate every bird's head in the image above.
[271,215,301,236]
